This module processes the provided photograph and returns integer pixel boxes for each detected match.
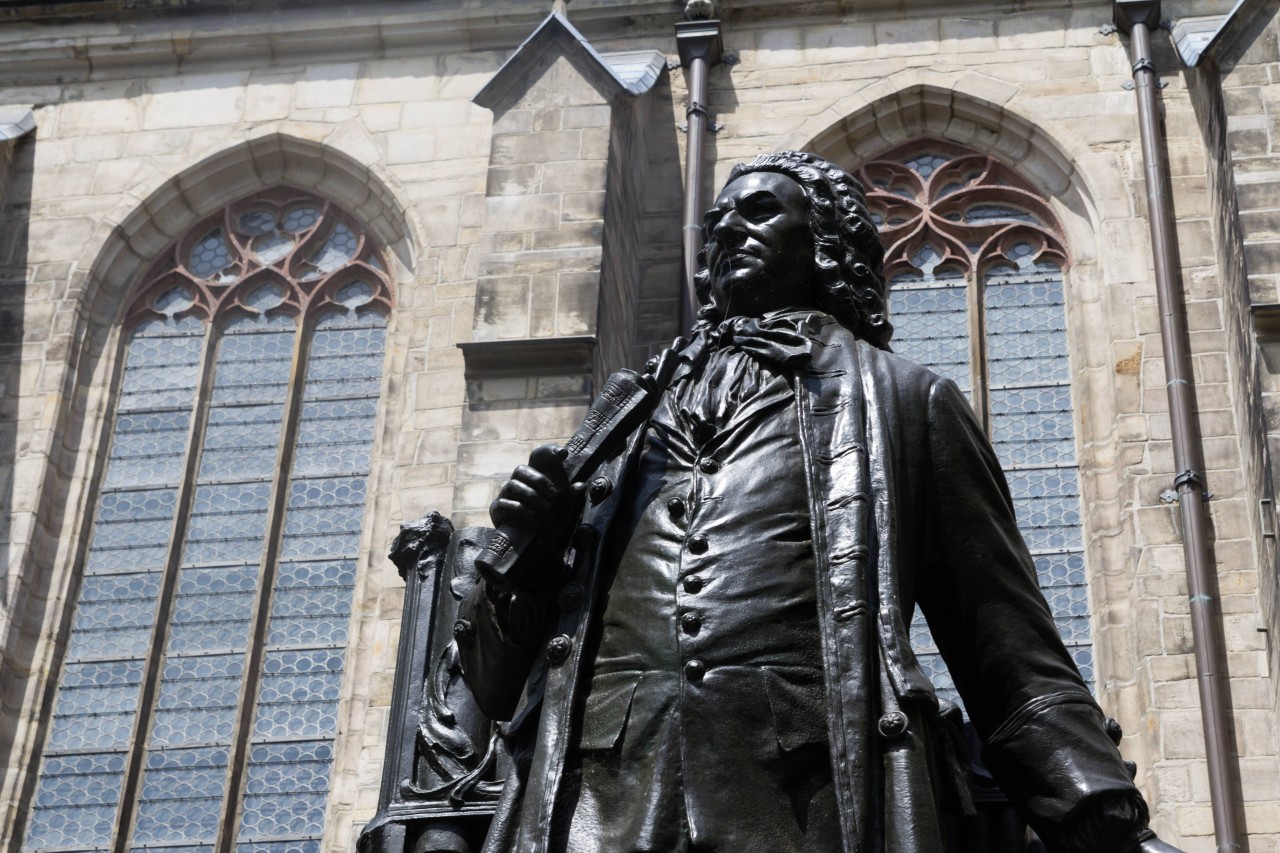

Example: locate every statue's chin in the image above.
[714,277,812,320]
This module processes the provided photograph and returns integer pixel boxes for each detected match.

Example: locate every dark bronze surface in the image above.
[366,152,1186,853]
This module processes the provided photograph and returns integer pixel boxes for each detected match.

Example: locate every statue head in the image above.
[696,150,891,350]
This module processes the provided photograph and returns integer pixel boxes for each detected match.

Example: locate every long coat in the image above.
[457,313,1143,853]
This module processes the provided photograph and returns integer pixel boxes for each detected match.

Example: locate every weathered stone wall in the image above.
[1188,57,1279,850]
[1213,2,1280,677]
[632,70,687,362]
[1187,5,1280,841]
[450,21,664,531]
[0,47,502,851]
[595,82,648,382]
[0,2,1277,851]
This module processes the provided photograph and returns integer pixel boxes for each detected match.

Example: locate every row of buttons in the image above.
[542,454,722,674]
[674,465,709,678]
[544,633,712,675]
[679,467,706,677]
[544,522,596,664]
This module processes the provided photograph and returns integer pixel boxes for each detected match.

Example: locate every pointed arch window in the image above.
[856,142,1092,707]
[25,190,393,853]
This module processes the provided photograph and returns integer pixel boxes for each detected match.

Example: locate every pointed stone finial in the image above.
[552,0,568,14]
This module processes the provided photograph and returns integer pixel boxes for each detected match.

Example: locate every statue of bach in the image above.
[454,151,1181,853]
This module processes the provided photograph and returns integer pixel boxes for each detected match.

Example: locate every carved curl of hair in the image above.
[694,150,892,350]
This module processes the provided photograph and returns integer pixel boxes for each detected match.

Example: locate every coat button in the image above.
[698,458,720,474]
[681,611,702,633]
[684,659,706,681]
[666,497,686,519]
[453,619,475,644]
[546,635,573,664]
[688,534,708,554]
[682,574,704,593]
[588,477,613,504]
[573,524,596,550]
[878,711,909,739]
[558,583,584,610]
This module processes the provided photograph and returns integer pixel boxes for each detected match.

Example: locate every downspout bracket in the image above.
[1173,468,1213,499]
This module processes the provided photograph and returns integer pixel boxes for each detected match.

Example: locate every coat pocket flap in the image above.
[762,667,829,751]
[578,671,642,751]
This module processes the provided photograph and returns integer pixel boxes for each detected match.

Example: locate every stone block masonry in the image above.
[0,2,1274,852]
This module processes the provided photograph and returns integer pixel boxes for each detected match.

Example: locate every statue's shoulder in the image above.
[862,344,939,382]
[836,331,946,392]
[809,316,950,404]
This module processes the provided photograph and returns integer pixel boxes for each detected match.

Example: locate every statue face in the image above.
[703,171,815,319]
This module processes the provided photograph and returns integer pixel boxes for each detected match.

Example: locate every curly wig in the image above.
[695,150,892,350]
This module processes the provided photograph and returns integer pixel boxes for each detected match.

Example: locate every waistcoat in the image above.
[556,346,838,851]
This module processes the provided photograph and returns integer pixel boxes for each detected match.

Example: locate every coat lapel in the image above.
[793,317,876,853]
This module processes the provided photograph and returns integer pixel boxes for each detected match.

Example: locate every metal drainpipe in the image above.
[676,17,723,329]
[1114,2,1244,849]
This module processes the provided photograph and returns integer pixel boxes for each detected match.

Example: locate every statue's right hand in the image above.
[489,443,576,534]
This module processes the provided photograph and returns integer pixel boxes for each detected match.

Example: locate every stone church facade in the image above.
[0,0,1279,850]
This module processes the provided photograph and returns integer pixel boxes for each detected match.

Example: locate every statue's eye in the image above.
[738,195,782,222]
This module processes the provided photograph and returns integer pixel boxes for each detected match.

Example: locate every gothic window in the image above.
[24,189,393,853]
[856,142,1092,708]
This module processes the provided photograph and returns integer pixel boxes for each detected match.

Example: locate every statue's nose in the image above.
[711,209,746,241]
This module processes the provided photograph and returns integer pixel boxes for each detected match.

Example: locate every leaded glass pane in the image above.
[964,204,1039,224]
[238,841,321,853]
[986,257,1092,692]
[240,210,277,237]
[336,281,374,308]
[24,317,204,853]
[986,262,1070,386]
[32,191,392,853]
[23,753,128,851]
[189,229,234,281]
[282,206,320,233]
[200,405,289,482]
[251,650,344,740]
[909,611,959,709]
[904,153,947,177]
[66,573,160,659]
[307,223,358,275]
[244,283,287,312]
[238,742,332,842]
[267,561,357,648]
[156,286,196,316]
[865,144,1095,711]
[255,234,294,265]
[131,312,296,849]
[237,310,386,848]
[291,398,378,477]
[130,746,230,846]
[887,266,971,397]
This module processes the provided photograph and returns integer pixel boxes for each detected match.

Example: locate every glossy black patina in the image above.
[390,152,1182,853]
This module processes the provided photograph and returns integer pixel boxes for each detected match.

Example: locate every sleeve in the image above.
[913,377,1150,853]
[455,532,560,722]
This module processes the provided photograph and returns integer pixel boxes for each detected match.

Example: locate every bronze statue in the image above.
[455,151,1179,853]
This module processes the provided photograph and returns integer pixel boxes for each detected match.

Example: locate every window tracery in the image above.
[25,190,392,853]
[857,142,1092,708]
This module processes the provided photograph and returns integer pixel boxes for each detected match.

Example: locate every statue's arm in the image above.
[914,377,1159,853]
[455,444,583,721]
[456,573,557,721]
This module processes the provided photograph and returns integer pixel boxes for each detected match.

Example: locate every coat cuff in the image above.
[983,692,1148,853]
